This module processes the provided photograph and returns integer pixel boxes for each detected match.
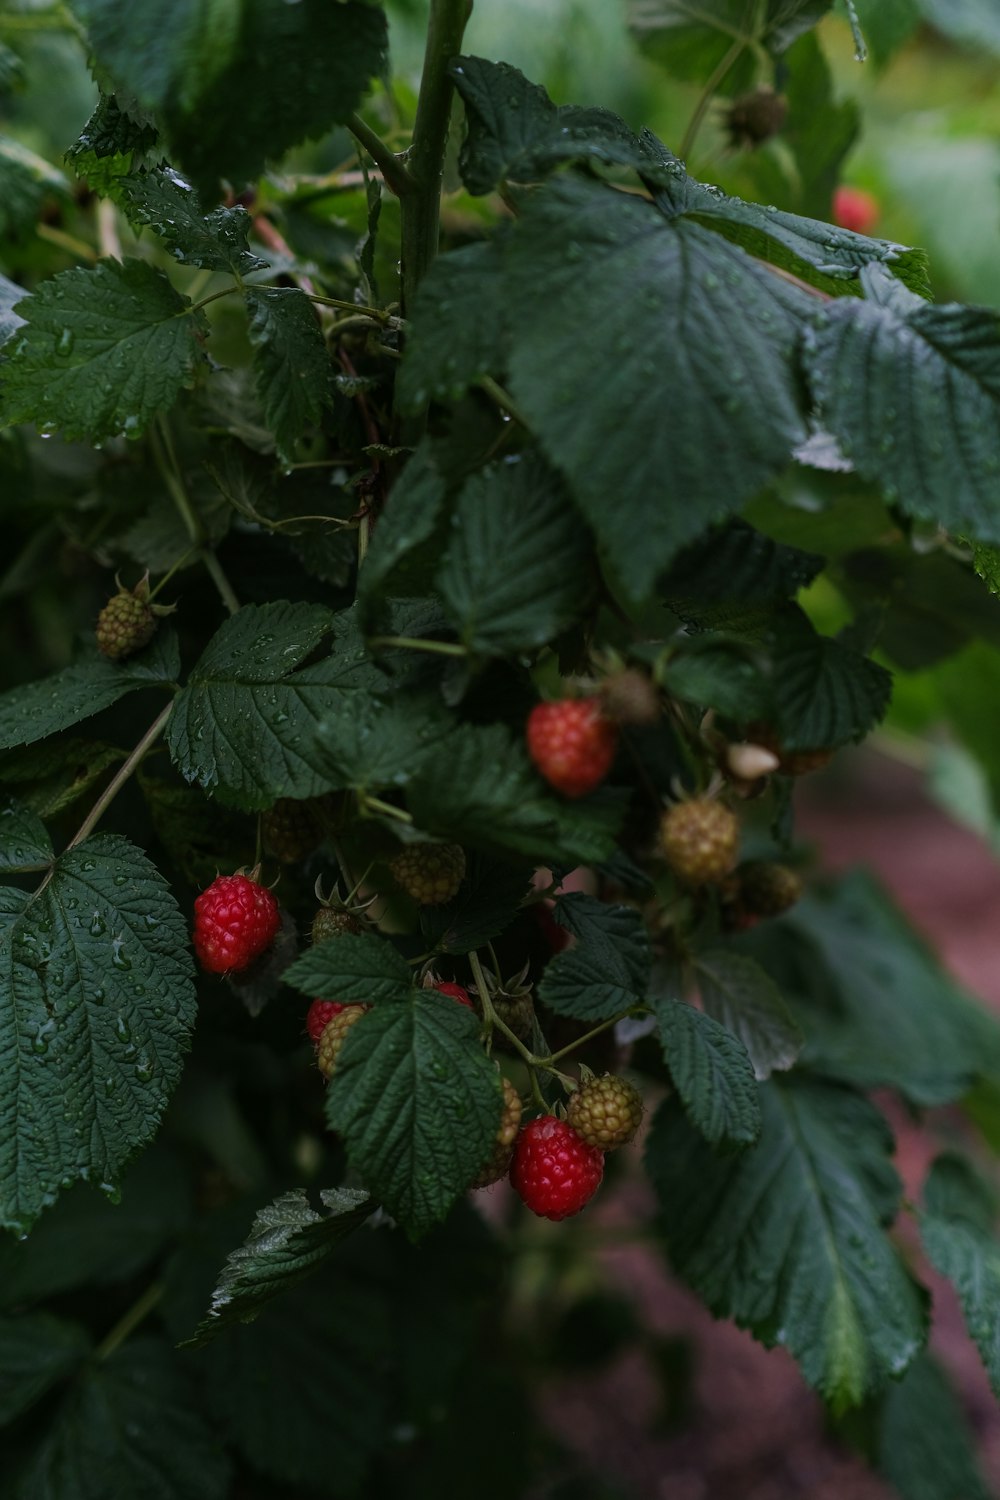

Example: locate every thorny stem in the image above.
[95,1281,165,1362]
[347,111,414,199]
[65,702,175,855]
[399,0,471,319]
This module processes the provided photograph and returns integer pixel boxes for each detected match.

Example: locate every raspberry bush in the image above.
[1,1,1000,1496]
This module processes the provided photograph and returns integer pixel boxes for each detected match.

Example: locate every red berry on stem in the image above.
[193,874,281,975]
[434,981,474,1010]
[306,997,348,1043]
[526,698,617,799]
[509,1115,604,1221]
[833,185,880,236]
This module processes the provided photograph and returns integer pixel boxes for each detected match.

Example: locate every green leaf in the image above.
[437,451,593,654]
[768,604,893,750]
[9,1338,230,1499]
[661,639,771,720]
[0,258,205,443]
[772,33,859,217]
[694,949,803,1079]
[0,136,69,240]
[64,92,159,194]
[316,691,454,794]
[357,443,449,620]
[645,1077,928,1406]
[628,0,835,81]
[185,1187,373,1347]
[0,273,26,348]
[651,996,761,1149]
[283,932,414,1006]
[806,265,1000,545]
[396,237,508,410]
[0,797,52,871]
[662,519,824,624]
[419,852,532,955]
[659,170,929,300]
[0,634,178,751]
[326,994,504,1238]
[0,834,196,1233]
[68,0,388,192]
[185,1263,388,1493]
[505,176,809,599]
[552,894,650,979]
[0,1144,192,1307]
[0,740,126,820]
[407,723,623,865]
[0,1314,90,1424]
[920,1154,1000,1397]
[166,602,378,810]
[784,872,1000,1105]
[878,1353,992,1500]
[451,55,684,196]
[916,0,1000,52]
[244,288,332,464]
[118,166,266,275]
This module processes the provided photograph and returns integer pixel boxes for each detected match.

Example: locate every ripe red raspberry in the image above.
[306,997,348,1044]
[472,1077,522,1188]
[738,860,803,918]
[566,1075,644,1150]
[527,697,617,798]
[193,874,281,974]
[833,185,880,236]
[96,587,155,661]
[389,843,466,905]
[311,907,363,944]
[434,981,474,1010]
[317,1005,367,1078]
[509,1115,604,1220]
[660,799,739,886]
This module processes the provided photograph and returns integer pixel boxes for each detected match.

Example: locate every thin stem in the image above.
[148,545,198,602]
[678,37,745,164]
[190,284,242,316]
[347,112,414,199]
[150,418,240,616]
[399,0,471,317]
[367,635,466,657]
[67,702,174,852]
[96,1281,165,1362]
[36,223,96,262]
[477,376,530,428]
[308,292,395,322]
[360,795,413,824]
[543,1011,634,1067]
[469,950,537,1066]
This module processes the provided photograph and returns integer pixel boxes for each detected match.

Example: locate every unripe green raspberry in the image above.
[96,588,155,661]
[566,1075,644,1150]
[472,1077,523,1188]
[262,798,323,864]
[660,798,739,886]
[738,861,802,918]
[493,988,535,1042]
[389,843,466,906]
[311,907,363,944]
[317,1005,367,1079]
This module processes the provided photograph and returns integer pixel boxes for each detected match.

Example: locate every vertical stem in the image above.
[399,0,471,317]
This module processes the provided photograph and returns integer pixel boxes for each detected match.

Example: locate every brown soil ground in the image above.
[530,750,1000,1499]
